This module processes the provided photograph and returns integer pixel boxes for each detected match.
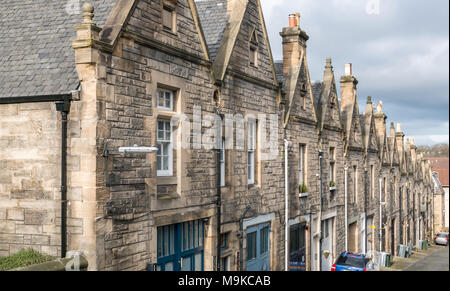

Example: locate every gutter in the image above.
[1,93,74,258]
[0,94,73,104]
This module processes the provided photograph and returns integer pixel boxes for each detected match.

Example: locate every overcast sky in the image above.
[261,0,449,146]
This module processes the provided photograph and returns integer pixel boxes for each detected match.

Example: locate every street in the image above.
[404,246,449,271]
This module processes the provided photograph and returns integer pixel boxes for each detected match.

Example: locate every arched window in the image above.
[249,28,258,67]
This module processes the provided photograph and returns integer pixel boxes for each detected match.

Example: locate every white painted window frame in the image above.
[157,119,173,177]
[157,88,174,111]
[247,119,256,185]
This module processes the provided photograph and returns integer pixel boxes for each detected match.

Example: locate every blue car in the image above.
[331,252,370,271]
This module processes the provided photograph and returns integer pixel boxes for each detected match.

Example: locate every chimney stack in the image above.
[340,63,358,114]
[280,13,309,76]
[374,100,387,141]
[345,63,353,76]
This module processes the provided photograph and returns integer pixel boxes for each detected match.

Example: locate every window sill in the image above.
[157,193,180,200]
[299,192,309,198]
[329,187,337,191]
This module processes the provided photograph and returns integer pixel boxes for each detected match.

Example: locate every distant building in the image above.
[428,158,449,230]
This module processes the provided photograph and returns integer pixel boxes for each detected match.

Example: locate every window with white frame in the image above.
[383,177,387,203]
[157,88,174,111]
[352,166,357,204]
[370,165,375,199]
[299,145,306,187]
[247,119,256,185]
[157,119,173,176]
[329,147,335,184]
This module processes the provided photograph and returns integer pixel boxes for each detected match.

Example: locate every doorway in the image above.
[246,223,271,271]
[320,218,334,271]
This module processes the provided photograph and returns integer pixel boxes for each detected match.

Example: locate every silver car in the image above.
[434,233,449,246]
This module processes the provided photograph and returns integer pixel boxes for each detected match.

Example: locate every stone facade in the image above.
[0,0,439,271]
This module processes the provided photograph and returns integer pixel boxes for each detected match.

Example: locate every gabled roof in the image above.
[196,0,277,84]
[360,97,378,153]
[388,123,400,166]
[281,52,318,127]
[0,0,116,98]
[195,0,230,62]
[313,58,343,132]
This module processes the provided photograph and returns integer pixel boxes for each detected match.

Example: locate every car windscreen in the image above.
[437,233,448,238]
[336,256,367,268]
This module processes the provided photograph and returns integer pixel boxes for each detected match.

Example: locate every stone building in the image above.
[0,0,438,271]
[310,58,346,271]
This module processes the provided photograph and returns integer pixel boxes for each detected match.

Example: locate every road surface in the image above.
[405,246,449,271]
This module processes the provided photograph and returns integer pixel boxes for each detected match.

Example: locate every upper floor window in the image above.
[157,119,173,176]
[329,148,335,185]
[249,28,258,67]
[247,119,257,185]
[162,4,176,33]
[370,165,375,199]
[299,145,306,188]
[352,166,358,204]
[157,88,174,111]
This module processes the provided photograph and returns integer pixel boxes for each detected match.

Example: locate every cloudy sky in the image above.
[261,0,449,146]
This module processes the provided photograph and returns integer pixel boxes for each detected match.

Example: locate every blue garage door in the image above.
[246,222,270,271]
[156,219,205,271]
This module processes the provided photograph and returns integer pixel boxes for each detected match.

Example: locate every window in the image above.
[220,138,226,187]
[220,232,229,249]
[329,148,335,184]
[221,256,231,271]
[157,88,174,111]
[370,165,375,199]
[157,120,173,176]
[383,177,387,203]
[247,119,256,185]
[247,232,257,261]
[157,219,205,271]
[260,226,269,255]
[162,5,176,33]
[352,166,357,203]
[249,29,258,67]
[299,145,306,188]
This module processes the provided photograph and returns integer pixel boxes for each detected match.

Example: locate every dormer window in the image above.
[249,28,258,67]
[162,2,176,33]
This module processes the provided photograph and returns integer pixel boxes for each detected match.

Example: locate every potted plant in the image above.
[299,184,308,194]
[329,181,336,188]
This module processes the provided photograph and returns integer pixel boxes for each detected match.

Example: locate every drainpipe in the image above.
[318,151,323,271]
[56,96,71,258]
[379,177,383,252]
[284,139,289,271]
[216,147,222,271]
[344,167,348,252]
[239,205,251,271]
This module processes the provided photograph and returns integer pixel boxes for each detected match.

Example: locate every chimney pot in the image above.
[377,101,383,113]
[289,14,297,28]
[345,63,352,76]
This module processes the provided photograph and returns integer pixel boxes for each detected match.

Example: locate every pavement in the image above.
[380,244,449,271]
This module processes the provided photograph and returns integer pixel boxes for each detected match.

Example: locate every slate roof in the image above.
[311,81,322,116]
[194,0,230,62]
[0,0,116,98]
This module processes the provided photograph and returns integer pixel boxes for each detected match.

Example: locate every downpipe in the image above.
[284,139,289,271]
[56,97,71,258]
[344,167,348,252]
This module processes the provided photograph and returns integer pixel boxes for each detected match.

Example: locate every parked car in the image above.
[434,233,449,246]
[331,252,374,271]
